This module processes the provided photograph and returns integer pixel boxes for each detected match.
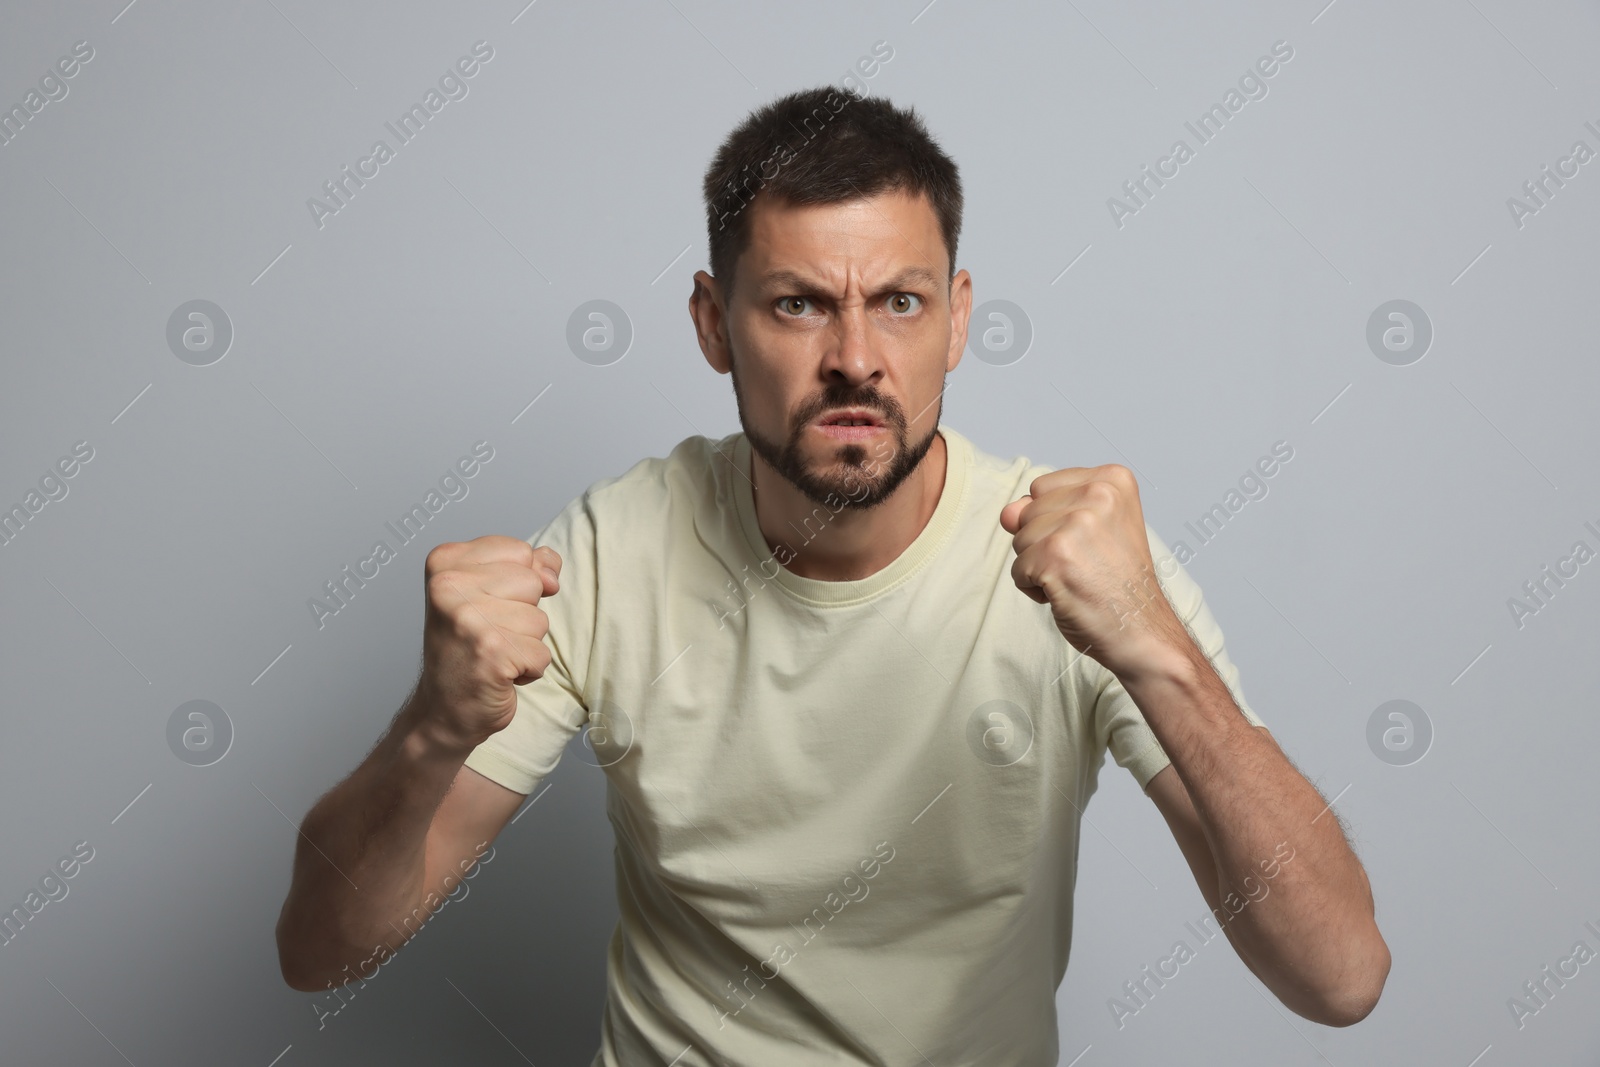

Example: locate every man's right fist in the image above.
[417,535,561,745]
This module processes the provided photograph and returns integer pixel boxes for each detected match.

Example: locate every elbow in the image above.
[279,965,328,994]
[275,921,318,992]
[275,899,333,993]
[1313,933,1391,1027]
[277,944,338,993]
[1317,989,1381,1028]
[276,950,320,993]
[277,948,325,993]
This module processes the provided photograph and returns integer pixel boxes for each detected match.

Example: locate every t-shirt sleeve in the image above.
[461,491,598,795]
[1086,524,1268,794]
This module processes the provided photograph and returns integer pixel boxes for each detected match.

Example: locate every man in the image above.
[275,86,1389,1064]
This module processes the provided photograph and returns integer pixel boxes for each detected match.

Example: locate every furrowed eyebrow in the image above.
[757,266,942,296]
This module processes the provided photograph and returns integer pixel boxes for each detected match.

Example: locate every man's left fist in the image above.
[999,463,1187,678]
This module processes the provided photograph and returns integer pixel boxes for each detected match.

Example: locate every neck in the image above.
[751,431,947,582]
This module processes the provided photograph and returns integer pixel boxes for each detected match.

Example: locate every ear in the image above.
[947,268,972,374]
[690,269,732,374]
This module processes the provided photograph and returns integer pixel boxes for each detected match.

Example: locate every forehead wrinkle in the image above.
[838,180,944,281]
[755,263,941,299]
[745,192,946,298]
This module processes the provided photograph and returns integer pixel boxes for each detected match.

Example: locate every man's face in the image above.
[694,188,972,510]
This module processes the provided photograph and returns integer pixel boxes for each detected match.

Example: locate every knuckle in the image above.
[425,569,459,604]
[1102,463,1136,489]
[1059,508,1095,534]
[471,625,510,663]
[424,541,459,575]
[1084,480,1118,508]
[513,639,550,683]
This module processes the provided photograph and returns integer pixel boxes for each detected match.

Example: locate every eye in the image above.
[887,293,921,314]
[778,296,815,316]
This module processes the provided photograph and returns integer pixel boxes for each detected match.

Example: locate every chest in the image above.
[585,576,1098,925]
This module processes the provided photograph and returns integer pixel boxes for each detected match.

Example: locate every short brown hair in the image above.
[701,86,963,298]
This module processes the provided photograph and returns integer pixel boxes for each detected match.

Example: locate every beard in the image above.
[729,350,943,511]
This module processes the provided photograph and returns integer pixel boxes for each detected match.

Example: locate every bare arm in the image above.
[1133,659,1389,1025]
[273,683,522,991]
[274,534,562,991]
[998,462,1387,1024]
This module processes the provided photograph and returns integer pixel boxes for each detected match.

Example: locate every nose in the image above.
[820,304,882,387]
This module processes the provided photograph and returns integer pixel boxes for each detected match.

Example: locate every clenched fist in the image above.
[999,463,1190,682]
[416,535,561,746]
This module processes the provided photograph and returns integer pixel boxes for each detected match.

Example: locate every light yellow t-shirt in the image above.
[463,423,1266,1066]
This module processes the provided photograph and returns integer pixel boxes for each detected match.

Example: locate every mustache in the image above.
[796,390,903,427]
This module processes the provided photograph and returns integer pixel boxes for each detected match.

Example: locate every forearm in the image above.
[1120,645,1388,1024]
[275,681,479,990]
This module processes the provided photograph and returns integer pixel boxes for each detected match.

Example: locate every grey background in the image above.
[1,0,1596,1063]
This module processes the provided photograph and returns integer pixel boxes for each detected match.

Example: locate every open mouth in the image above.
[816,409,885,427]
[814,410,886,439]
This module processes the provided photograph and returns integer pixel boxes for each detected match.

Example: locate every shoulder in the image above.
[530,433,728,568]
[953,427,1137,507]
[960,430,1211,639]
[533,434,735,563]
[942,424,1042,504]
[572,433,731,514]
